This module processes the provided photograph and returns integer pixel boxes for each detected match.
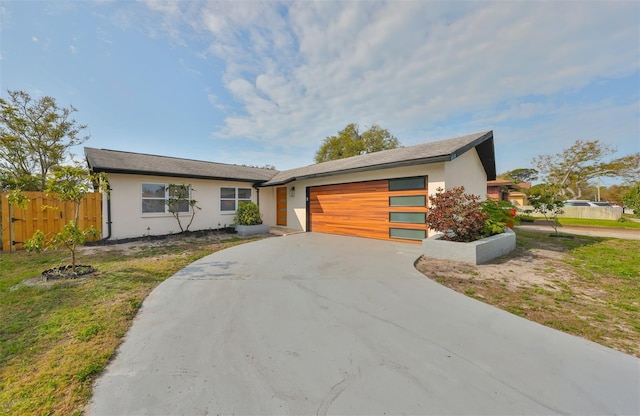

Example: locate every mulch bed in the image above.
[42,265,97,281]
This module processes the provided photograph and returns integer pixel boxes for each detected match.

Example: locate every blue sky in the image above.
[1,1,638,178]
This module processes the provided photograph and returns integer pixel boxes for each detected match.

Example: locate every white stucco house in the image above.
[85,130,496,243]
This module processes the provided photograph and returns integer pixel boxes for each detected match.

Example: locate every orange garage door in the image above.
[308,177,429,243]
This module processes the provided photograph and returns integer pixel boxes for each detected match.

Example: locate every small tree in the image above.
[527,184,565,235]
[426,187,489,242]
[23,165,108,273]
[622,185,640,218]
[166,184,200,232]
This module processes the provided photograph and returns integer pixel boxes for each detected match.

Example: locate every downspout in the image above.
[99,186,112,242]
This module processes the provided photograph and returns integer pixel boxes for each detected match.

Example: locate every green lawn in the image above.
[0,234,260,416]
[557,217,640,229]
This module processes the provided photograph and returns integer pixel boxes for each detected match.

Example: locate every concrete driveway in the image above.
[89,233,639,415]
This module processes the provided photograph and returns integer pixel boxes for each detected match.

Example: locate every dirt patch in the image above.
[80,229,250,257]
[416,245,575,293]
[415,232,640,357]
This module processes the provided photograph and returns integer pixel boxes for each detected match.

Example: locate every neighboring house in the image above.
[487,180,530,206]
[85,130,496,243]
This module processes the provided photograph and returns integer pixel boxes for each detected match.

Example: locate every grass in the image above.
[556,217,640,229]
[0,233,262,416]
[417,229,640,357]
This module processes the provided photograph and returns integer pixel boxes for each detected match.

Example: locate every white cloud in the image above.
[32,36,38,42]
[140,1,639,155]
[69,44,76,54]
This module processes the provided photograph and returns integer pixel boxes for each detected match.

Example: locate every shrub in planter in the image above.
[481,197,518,234]
[426,187,489,242]
[427,187,516,243]
[233,201,263,225]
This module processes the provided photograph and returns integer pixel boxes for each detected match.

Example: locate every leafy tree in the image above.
[426,186,489,242]
[622,185,640,217]
[499,168,538,184]
[532,140,639,199]
[22,165,108,273]
[526,184,565,235]
[166,184,201,232]
[0,90,89,191]
[314,123,400,163]
[601,184,631,206]
[241,164,277,170]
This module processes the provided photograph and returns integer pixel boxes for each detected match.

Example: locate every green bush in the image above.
[622,185,640,218]
[481,198,518,236]
[233,201,262,225]
[517,214,536,223]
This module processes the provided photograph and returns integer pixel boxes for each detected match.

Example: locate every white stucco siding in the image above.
[257,187,276,227]
[443,148,487,198]
[104,173,260,240]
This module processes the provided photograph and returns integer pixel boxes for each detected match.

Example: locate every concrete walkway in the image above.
[88,233,639,415]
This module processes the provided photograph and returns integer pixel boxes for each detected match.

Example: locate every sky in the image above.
[1,1,638,177]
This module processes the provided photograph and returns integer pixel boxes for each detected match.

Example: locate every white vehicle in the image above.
[564,200,612,207]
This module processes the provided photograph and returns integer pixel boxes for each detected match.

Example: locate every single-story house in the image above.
[487,180,531,206]
[85,130,496,243]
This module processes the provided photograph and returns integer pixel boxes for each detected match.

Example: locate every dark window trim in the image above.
[388,176,426,191]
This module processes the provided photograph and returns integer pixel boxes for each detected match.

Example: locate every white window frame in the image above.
[141,183,191,215]
[220,187,252,212]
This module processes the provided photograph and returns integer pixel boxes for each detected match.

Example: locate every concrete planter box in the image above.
[422,228,516,265]
[235,224,270,237]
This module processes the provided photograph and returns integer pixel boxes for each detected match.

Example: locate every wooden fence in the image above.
[1,192,102,252]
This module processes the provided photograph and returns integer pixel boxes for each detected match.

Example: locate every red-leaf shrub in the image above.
[426,186,489,242]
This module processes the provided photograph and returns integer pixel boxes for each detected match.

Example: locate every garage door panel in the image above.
[309,178,428,243]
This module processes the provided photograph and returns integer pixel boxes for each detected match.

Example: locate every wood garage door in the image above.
[308,177,428,243]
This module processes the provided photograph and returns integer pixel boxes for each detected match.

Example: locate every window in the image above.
[389,228,426,241]
[389,176,425,191]
[389,212,426,224]
[141,183,191,214]
[220,187,252,212]
[389,195,426,207]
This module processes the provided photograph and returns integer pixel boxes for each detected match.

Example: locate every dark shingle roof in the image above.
[262,130,495,186]
[84,148,278,182]
[85,130,495,186]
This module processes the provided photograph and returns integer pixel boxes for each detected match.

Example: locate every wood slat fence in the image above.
[1,192,102,252]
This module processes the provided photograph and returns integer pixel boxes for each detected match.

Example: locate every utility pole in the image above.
[597,176,601,202]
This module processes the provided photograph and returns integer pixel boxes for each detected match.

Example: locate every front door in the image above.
[276,187,287,226]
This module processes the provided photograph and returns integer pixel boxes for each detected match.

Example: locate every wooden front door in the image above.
[276,187,287,226]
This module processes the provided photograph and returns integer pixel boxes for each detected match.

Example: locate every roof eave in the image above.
[260,154,453,187]
[89,167,270,184]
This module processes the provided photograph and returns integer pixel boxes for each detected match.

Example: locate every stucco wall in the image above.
[104,173,260,240]
[444,149,487,198]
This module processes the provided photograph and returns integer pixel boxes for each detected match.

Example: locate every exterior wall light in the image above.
[290,186,295,197]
